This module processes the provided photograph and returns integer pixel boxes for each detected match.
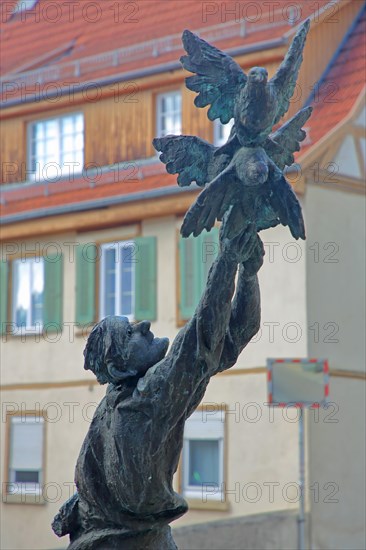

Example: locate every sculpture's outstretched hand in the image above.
[242,232,265,278]
[220,213,264,271]
[181,29,247,123]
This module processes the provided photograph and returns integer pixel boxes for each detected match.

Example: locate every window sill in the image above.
[185,497,229,511]
[2,492,46,505]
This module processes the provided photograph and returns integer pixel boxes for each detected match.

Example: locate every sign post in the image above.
[267,358,329,550]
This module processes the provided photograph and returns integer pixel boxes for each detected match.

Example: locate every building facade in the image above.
[1,1,365,549]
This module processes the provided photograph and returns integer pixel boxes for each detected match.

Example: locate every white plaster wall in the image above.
[305,185,365,373]
[2,232,87,385]
[174,372,299,528]
[173,215,308,369]
[307,378,366,550]
[1,385,105,550]
[1,375,299,550]
[305,184,366,550]
[1,225,140,385]
[245,219,308,367]
[1,215,306,549]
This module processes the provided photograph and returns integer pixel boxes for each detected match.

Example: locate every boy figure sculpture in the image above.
[52,220,263,550]
[52,16,311,547]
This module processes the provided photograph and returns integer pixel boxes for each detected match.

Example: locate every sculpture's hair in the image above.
[83,322,110,384]
[83,316,130,384]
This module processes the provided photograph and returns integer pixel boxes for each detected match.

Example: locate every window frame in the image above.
[179,405,228,509]
[182,436,224,501]
[156,90,182,138]
[27,111,84,183]
[11,255,45,331]
[4,411,46,504]
[7,249,63,336]
[99,240,136,321]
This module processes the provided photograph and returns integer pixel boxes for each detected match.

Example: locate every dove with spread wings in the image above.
[154,20,311,240]
[153,106,311,240]
[181,19,310,148]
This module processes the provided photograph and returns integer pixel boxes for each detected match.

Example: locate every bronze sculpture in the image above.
[53,19,311,550]
[154,20,311,240]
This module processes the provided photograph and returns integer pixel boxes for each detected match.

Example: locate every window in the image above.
[12,257,44,330]
[100,241,135,320]
[8,415,44,494]
[28,113,84,182]
[182,409,225,502]
[75,237,157,326]
[156,91,182,137]
[179,228,219,320]
[214,118,234,147]
[0,254,63,335]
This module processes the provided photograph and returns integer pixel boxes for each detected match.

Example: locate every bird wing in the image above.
[270,19,310,124]
[153,135,216,187]
[180,30,247,123]
[264,106,312,170]
[180,165,239,238]
[268,174,306,240]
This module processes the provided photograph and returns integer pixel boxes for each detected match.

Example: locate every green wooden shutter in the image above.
[43,253,63,331]
[0,261,9,335]
[75,244,96,326]
[134,236,157,321]
[179,234,198,320]
[179,228,220,320]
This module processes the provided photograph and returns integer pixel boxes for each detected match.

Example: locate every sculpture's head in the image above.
[83,316,169,385]
[248,67,268,84]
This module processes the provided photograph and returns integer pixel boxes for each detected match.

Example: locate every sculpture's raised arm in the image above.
[218,238,263,374]
[134,221,262,433]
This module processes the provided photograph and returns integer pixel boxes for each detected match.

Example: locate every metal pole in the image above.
[298,407,306,550]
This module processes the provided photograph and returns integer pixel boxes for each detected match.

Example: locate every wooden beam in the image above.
[1,366,364,392]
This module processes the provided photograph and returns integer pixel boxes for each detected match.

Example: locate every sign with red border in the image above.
[267,358,329,408]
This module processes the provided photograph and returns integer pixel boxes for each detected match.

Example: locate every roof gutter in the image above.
[1,37,287,109]
[0,184,200,225]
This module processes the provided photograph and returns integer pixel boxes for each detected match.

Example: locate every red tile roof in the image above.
[299,5,366,158]
[1,0,330,103]
[1,1,364,222]
[0,162,177,219]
